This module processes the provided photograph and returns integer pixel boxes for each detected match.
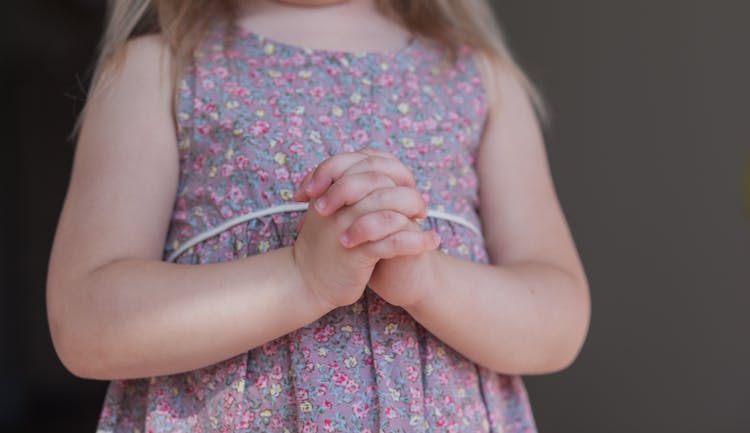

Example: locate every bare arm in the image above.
[401,56,591,375]
[46,35,330,380]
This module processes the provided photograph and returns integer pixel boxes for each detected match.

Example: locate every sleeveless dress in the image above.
[95,20,539,433]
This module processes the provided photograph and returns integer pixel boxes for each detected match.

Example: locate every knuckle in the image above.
[368,171,395,188]
[377,210,395,226]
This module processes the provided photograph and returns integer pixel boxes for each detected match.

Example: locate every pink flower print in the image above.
[289,141,305,156]
[201,79,215,89]
[226,185,244,202]
[270,364,283,380]
[255,374,268,389]
[303,421,318,433]
[274,167,289,182]
[424,117,437,130]
[384,406,397,419]
[257,170,269,182]
[398,117,412,130]
[296,388,309,401]
[391,339,405,355]
[208,142,223,156]
[203,102,216,114]
[363,102,376,115]
[288,126,302,138]
[213,66,229,79]
[248,121,270,136]
[376,73,395,87]
[271,415,283,429]
[323,400,333,409]
[372,342,385,355]
[313,324,335,342]
[352,129,369,144]
[344,380,359,393]
[350,332,364,346]
[289,115,303,127]
[333,372,349,386]
[235,154,250,170]
[382,118,393,130]
[310,86,325,98]
[210,190,225,206]
[317,383,328,396]
[155,401,172,415]
[197,125,212,136]
[348,107,363,122]
[368,301,381,315]
[193,153,206,173]
[323,419,334,432]
[193,97,204,111]
[220,205,233,219]
[353,401,369,418]
[406,365,419,382]
[223,392,235,408]
[220,163,234,178]
[291,52,306,66]
[263,340,279,356]
[329,84,344,98]
[233,86,250,98]
[317,115,331,126]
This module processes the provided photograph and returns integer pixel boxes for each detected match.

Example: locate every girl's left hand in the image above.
[294,148,440,308]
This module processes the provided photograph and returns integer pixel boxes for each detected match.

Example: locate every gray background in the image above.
[495,1,750,432]
[1,0,748,432]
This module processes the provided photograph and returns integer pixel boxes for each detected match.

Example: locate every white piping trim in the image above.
[165,202,481,262]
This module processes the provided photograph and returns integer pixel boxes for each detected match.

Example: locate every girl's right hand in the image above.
[292,150,439,310]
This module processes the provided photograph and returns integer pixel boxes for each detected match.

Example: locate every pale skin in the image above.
[46,0,590,380]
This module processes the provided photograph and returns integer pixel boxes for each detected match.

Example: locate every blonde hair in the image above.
[77,0,548,135]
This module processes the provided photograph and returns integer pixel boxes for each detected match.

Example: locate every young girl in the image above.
[47,0,591,432]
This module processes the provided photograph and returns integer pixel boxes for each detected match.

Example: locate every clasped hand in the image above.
[292,148,440,310]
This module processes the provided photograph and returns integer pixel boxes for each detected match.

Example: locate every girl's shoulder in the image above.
[93,33,174,100]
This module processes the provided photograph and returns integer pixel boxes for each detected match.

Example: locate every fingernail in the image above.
[304,180,314,194]
[315,198,327,212]
[340,233,351,247]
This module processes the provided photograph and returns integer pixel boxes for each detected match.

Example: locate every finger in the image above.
[314,171,397,216]
[300,148,405,199]
[293,170,316,202]
[340,210,412,248]
[347,186,427,221]
[338,155,416,191]
[357,147,398,160]
[298,152,371,200]
[360,230,441,260]
[296,213,307,232]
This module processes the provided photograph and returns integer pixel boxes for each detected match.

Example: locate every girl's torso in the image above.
[95,19,538,433]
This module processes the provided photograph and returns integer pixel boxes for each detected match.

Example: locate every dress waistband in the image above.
[165,202,481,262]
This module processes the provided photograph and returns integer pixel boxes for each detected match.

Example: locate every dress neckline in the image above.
[232,21,419,63]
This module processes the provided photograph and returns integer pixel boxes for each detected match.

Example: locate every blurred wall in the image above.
[2,1,748,432]
[494,1,750,432]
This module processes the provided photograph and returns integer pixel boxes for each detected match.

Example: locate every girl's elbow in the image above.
[48,304,120,380]
[547,291,591,374]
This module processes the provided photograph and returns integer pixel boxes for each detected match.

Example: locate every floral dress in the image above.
[95,19,539,433]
